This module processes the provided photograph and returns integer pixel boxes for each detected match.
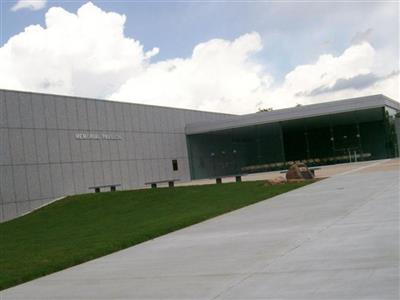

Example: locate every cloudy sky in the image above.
[0,0,398,114]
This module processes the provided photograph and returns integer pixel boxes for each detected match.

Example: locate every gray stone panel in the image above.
[130,160,145,186]
[43,95,58,129]
[34,130,49,163]
[151,133,159,159]
[61,163,75,195]
[13,165,28,202]
[114,104,124,131]
[151,108,162,133]
[76,99,89,130]
[176,134,186,157]
[117,139,127,160]
[96,101,107,131]
[5,91,21,128]
[109,140,119,160]
[126,134,135,160]
[48,130,61,163]
[66,99,79,130]
[81,140,92,161]
[105,102,116,130]
[87,100,98,130]
[9,129,25,164]
[19,93,34,128]
[72,163,85,194]
[31,93,46,128]
[156,133,165,158]
[130,105,140,131]
[59,131,72,162]
[102,161,112,184]
[111,160,121,184]
[158,159,167,180]
[90,140,101,161]
[50,164,64,197]
[82,162,94,188]
[170,134,179,158]
[55,97,68,129]
[0,129,11,165]
[157,108,169,133]
[3,202,17,221]
[0,166,15,203]
[122,103,132,131]
[151,159,160,181]
[134,133,144,159]
[93,162,104,185]
[144,134,153,160]
[69,133,81,162]
[120,160,130,189]
[137,106,147,131]
[38,164,53,199]
[144,107,155,132]
[22,129,37,164]
[128,160,139,187]
[26,165,41,200]
[100,140,111,161]
[0,91,6,128]
[143,160,152,183]
[136,159,145,185]
[163,133,173,160]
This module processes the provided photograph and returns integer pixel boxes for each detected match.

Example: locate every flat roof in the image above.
[185,94,400,135]
[0,88,234,116]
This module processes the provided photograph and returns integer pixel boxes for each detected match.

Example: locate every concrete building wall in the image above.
[0,90,231,222]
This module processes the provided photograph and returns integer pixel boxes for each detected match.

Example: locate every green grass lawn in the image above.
[0,180,314,290]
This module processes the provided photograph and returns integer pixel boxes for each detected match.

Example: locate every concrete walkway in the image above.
[2,160,399,299]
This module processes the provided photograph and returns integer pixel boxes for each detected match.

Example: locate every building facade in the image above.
[0,89,231,222]
[1,91,399,222]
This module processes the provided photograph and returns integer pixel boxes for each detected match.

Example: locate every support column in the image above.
[304,130,310,160]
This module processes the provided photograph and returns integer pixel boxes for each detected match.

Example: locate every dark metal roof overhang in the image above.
[185,94,400,135]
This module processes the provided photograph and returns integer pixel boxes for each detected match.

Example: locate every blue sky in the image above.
[0,0,398,113]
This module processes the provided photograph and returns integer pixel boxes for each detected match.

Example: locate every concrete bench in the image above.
[145,179,180,188]
[210,174,247,184]
[280,167,321,176]
[88,184,121,193]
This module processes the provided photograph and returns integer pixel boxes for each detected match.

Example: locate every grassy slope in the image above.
[0,181,313,290]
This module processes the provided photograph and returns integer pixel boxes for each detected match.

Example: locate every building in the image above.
[1,90,399,222]
[186,94,400,179]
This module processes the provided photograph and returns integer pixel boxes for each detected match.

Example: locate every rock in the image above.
[265,176,287,185]
[286,163,314,181]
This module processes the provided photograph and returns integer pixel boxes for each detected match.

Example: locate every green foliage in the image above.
[0,181,312,290]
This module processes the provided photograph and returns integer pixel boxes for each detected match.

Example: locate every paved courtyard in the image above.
[2,159,399,299]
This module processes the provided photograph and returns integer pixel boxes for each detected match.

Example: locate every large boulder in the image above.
[286,163,314,181]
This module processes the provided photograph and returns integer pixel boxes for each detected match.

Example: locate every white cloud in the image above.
[11,0,47,11]
[264,42,399,109]
[1,2,158,98]
[111,32,274,113]
[0,2,398,114]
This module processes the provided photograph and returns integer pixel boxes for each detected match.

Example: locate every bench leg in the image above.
[216,178,222,184]
[235,176,242,182]
[110,186,116,192]
[168,181,174,188]
[151,183,157,189]
[95,187,100,193]
[310,170,315,176]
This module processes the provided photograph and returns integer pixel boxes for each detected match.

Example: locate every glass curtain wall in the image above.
[187,107,398,180]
